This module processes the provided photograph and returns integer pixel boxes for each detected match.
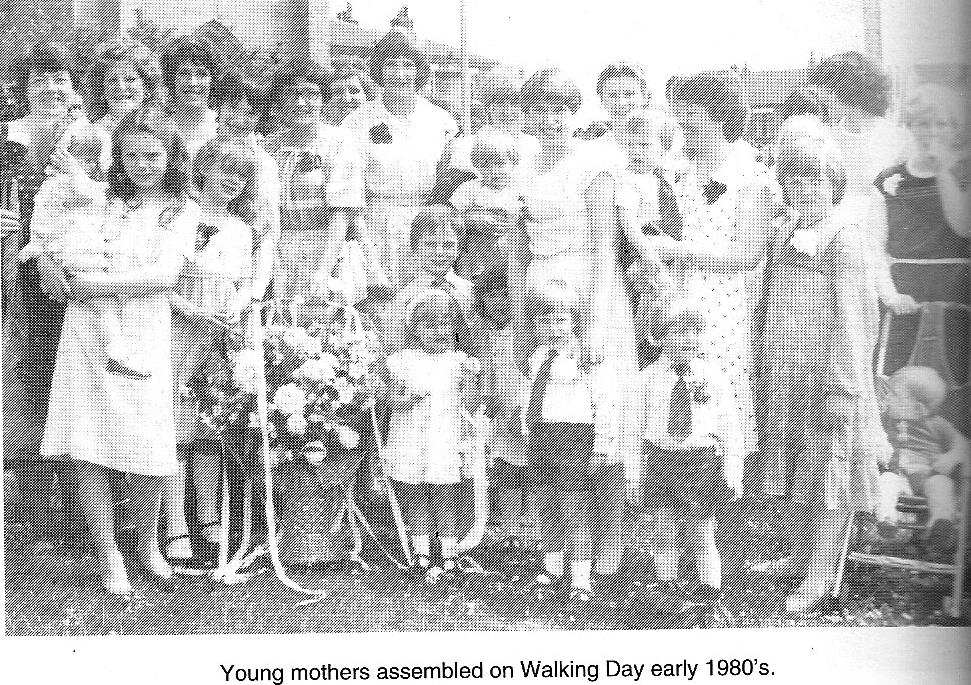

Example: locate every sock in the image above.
[571,559,592,592]
[440,536,458,560]
[413,534,430,562]
[544,550,564,577]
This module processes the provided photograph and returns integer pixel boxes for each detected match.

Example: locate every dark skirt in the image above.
[642,442,730,517]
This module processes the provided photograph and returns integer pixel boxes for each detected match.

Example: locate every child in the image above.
[752,131,889,613]
[449,131,522,281]
[379,205,480,355]
[515,285,617,615]
[41,106,200,594]
[635,301,743,603]
[382,288,481,580]
[877,366,969,557]
[166,138,255,565]
[474,261,535,548]
[24,124,149,378]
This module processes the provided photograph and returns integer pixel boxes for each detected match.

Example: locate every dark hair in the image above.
[670,72,748,142]
[520,68,582,115]
[409,205,462,250]
[368,31,430,90]
[330,65,377,102]
[404,287,475,354]
[268,58,332,111]
[596,61,650,99]
[472,259,508,319]
[808,51,890,117]
[10,42,79,103]
[470,130,520,168]
[775,134,847,205]
[193,138,257,224]
[87,42,163,122]
[212,70,265,112]
[159,37,220,96]
[779,86,829,122]
[108,106,191,201]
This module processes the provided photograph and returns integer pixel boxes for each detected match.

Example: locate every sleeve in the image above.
[710,366,745,493]
[28,177,66,244]
[325,130,365,209]
[590,362,619,457]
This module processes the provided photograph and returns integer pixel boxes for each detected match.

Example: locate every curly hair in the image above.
[159,37,221,97]
[520,68,582,115]
[670,72,748,143]
[193,138,257,224]
[596,61,651,100]
[779,86,830,123]
[267,58,332,112]
[808,51,890,117]
[368,31,430,90]
[87,42,163,122]
[108,106,191,201]
[330,64,377,102]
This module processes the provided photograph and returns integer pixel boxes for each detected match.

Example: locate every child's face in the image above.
[173,61,212,110]
[103,62,145,115]
[201,157,248,206]
[485,96,523,134]
[600,75,644,122]
[537,309,575,349]
[525,99,573,144]
[884,382,925,422]
[661,323,701,366]
[120,132,169,191]
[620,127,660,174]
[283,81,324,129]
[909,109,957,159]
[417,226,459,278]
[416,314,455,354]
[481,282,511,329]
[478,156,516,189]
[327,76,366,123]
[217,98,257,138]
[783,173,833,223]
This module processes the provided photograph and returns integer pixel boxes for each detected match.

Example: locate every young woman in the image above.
[160,37,220,162]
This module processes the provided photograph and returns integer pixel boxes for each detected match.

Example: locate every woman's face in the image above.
[26,68,75,115]
[173,61,211,111]
[327,76,366,123]
[909,108,957,158]
[600,75,644,122]
[217,98,257,138]
[201,156,248,205]
[103,62,146,116]
[524,98,574,145]
[485,96,523,134]
[783,173,833,224]
[282,81,324,129]
[120,132,169,192]
[673,101,724,159]
[381,57,418,92]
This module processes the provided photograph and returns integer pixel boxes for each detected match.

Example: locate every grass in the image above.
[4,496,968,635]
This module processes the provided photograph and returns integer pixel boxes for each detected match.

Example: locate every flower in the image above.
[882,173,904,197]
[332,377,355,406]
[789,228,820,256]
[295,358,336,384]
[334,425,360,450]
[272,383,307,416]
[303,441,327,465]
[286,412,308,436]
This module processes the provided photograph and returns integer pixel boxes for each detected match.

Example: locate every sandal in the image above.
[194,522,223,569]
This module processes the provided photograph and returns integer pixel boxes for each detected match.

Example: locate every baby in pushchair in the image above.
[877,365,970,559]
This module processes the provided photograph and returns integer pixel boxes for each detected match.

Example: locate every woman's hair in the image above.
[212,70,264,113]
[520,68,582,115]
[368,31,430,90]
[330,64,377,102]
[477,66,525,108]
[409,204,462,250]
[890,366,948,411]
[268,58,332,111]
[901,82,966,135]
[596,61,651,100]
[808,51,890,117]
[10,42,79,102]
[779,86,830,123]
[775,124,847,205]
[470,130,520,169]
[193,138,257,224]
[159,37,220,96]
[87,42,163,121]
[670,72,748,142]
[108,106,191,200]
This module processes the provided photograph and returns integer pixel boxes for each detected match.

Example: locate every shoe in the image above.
[101,552,133,596]
[409,554,432,580]
[565,588,592,628]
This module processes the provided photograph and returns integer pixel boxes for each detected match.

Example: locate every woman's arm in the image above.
[868,186,919,313]
[584,171,620,337]
[509,204,533,375]
[939,156,970,238]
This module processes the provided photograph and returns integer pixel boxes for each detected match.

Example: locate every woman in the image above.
[160,37,220,162]
[509,68,638,586]
[342,31,458,291]
[263,58,364,318]
[873,83,969,433]
[653,72,777,459]
[325,63,376,126]
[3,42,87,545]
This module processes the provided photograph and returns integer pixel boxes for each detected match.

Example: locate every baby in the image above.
[23,125,147,378]
[878,366,969,558]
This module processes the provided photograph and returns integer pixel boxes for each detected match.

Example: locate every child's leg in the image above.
[877,472,908,525]
[685,514,721,590]
[653,507,681,583]
[399,482,431,563]
[162,446,193,560]
[192,440,222,544]
[73,460,130,593]
[129,471,171,579]
[923,474,957,525]
[590,462,625,576]
[534,462,565,578]
[785,507,846,612]
[561,488,592,592]
[431,483,459,566]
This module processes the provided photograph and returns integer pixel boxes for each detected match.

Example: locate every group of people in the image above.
[1,28,968,621]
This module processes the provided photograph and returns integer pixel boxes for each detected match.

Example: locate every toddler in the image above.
[382,288,481,580]
[877,366,969,557]
[636,302,743,603]
[24,124,147,377]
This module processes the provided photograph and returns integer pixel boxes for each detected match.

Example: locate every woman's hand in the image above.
[37,254,69,302]
[884,292,920,315]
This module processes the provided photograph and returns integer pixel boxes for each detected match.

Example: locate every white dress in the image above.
[343,97,458,290]
[42,197,199,475]
[673,152,774,454]
[383,349,479,485]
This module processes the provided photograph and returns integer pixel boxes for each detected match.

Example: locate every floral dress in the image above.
[755,215,889,511]
[42,198,199,476]
[383,349,479,486]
